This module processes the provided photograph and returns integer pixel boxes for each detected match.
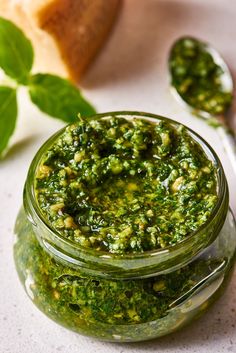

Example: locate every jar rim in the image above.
[24,111,228,277]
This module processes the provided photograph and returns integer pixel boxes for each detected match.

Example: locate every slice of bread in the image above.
[0,0,121,81]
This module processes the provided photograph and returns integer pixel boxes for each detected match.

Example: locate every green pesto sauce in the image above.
[170,37,233,115]
[14,208,225,336]
[35,116,217,254]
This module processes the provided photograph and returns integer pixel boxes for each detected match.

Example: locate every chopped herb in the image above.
[35,116,217,254]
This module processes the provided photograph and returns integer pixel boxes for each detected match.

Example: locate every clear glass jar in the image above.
[14,112,236,342]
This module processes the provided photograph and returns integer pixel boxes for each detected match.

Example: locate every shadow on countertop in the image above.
[1,135,40,164]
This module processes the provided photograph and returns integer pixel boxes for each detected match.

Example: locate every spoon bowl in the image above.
[169,36,234,120]
[168,36,236,175]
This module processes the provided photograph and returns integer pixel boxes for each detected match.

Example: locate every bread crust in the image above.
[38,0,121,81]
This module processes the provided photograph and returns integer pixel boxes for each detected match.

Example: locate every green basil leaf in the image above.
[0,17,34,83]
[0,86,17,156]
[29,74,96,123]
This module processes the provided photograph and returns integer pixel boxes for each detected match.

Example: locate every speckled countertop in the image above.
[0,0,236,352]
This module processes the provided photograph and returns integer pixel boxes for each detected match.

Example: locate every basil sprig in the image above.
[29,74,95,123]
[0,17,96,157]
[0,86,17,154]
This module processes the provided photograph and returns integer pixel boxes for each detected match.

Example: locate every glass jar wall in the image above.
[14,112,236,342]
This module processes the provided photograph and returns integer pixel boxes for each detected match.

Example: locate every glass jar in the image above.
[14,111,236,342]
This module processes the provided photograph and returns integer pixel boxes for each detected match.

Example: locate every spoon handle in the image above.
[217,126,236,175]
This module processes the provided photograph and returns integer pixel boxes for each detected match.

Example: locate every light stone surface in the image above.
[0,0,235,352]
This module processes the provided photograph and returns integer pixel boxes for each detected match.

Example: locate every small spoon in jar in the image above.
[168,36,236,174]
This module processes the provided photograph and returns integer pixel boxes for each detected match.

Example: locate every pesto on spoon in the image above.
[169,36,236,174]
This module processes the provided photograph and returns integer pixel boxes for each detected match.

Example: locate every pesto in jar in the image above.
[15,113,235,341]
[35,116,217,254]
[14,214,227,336]
[169,37,233,115]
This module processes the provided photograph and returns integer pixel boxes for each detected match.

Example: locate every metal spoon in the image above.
[168,36,236,174]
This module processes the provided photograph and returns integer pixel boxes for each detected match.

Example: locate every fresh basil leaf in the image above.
[0,86,17,156]
[0,17,33,83]
[29,74,96,123]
